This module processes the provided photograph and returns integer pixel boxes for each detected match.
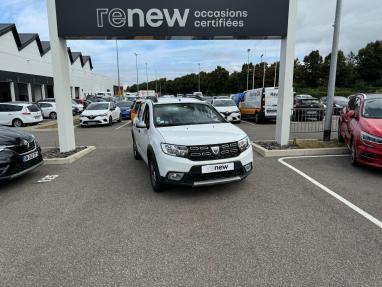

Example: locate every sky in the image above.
[0,0,381,85]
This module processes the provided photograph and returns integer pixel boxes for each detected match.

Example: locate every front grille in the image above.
[8,140,36,155]
[187,142,241,161]
[7,154,43,175]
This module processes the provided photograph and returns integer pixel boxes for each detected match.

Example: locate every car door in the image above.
[341,96,356,142]
[111,103,118,121]
[0,104,7,125]
[347,97,361,142]
[139,104,151,163]
[133,103,147,157]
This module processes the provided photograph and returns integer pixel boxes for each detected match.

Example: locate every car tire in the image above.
[49,112,57,120]
[255,112,261,124]
[12,118,23,127]
[132,136,142,160]
[350,138,359,166]
[108,116,113,126]
[148,155,166,193]
[118,114,122,122]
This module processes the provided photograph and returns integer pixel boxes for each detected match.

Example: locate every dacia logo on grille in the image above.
[211,146,220,155]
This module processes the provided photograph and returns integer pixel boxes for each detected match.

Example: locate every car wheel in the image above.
[12,118,23,127]
[108,116,113,126]
[149,155,166,193]
[118,114,122,122]
[132,137,142,160]
[50,112,57,119]
[350,138,359,166]
[255,112,261,124]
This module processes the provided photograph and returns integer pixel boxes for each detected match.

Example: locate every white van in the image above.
[240,88,279,123]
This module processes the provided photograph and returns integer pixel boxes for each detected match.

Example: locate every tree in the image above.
[357,41,382,86]
[322,50,355,87]
[303,50,324,87]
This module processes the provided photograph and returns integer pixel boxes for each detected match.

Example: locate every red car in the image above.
[338,94,382,167]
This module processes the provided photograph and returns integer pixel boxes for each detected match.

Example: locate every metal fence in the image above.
[290,108,339,134]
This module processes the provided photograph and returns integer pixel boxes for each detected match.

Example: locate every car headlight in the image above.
[360,131,382,145]
[238,137,250,151]
[161,143,189,158]
[98,113,108,117]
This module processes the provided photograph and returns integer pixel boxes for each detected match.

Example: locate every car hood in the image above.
[360,118,382,136]
[82,109,109,116]
[0,126,34,145]
[214,106,240,113]
[157,123,247,145]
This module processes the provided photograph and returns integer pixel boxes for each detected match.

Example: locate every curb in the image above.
[252,142,349,158]
[44,146,96,165]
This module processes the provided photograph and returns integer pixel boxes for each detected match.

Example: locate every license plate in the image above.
[201,162,234,174]
[87,122,97,126]
[23,151,39,162]
[307,111,317,115]
[34,116,41,119]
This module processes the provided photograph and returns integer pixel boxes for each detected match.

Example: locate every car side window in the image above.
[137,103,145,121]
[348,96,356,110]
[354,98,361,116]
[143,104,150,129]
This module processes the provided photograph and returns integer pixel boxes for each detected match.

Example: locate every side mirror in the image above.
[136,121,147,129]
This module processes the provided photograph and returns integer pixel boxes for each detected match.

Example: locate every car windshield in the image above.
[363,98,382,119]
[213,100,236,107]
[334,97,348,105]
[87,103,109,110]
[117,101,132,108]
[154,103,226,127]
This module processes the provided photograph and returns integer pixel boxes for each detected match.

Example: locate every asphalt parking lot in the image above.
[1,121,381,286]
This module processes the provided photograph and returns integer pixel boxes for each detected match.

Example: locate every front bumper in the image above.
[121,111,131,119]
[0,147,43,181]
[357,143,382,168]
[80,116,109,126]
[156,147,253,187]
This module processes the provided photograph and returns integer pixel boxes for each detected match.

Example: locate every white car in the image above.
[0,102,43,127]
[132,98,253,192]
[80,102,121,126]
[38,102,58,119]
[71,100,84,113]
[212,98,241,123]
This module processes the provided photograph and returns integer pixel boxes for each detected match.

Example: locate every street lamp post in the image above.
[252,51,256,89]
[261,54,266,89]
[246,49,251,91]
[324,0,343,141]
[198,63,201,92]
[134,53,139,93]
[145,62,148,97]
[116,40,121,96]
[155,70,158,95]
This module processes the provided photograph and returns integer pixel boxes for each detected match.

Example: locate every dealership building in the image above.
[0,23,117,103]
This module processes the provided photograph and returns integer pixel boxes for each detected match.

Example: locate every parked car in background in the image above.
[292,95,325,121]
[320,96,349,115]
[338,94,382,167]
[132,97,253,192]
[80,102,121,127]
[0,126,43,181]
[71,100,84,113]
[117,101,133,120]
[38,102,58,119]
[0,102,42,127]
[73,98,88,108]
[212,98,241,123]
[240,87,279,123]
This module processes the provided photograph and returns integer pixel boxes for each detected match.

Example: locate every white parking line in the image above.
[37,175,59,183]
[278,155,382,229]
[115,121,131,130]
